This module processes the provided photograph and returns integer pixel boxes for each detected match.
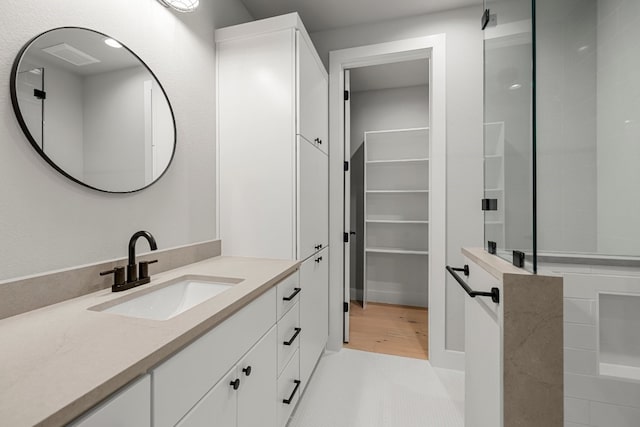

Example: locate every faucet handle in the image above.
[100,266,126,287]
[139,259,158,280]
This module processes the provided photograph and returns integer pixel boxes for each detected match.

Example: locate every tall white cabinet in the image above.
[216,12,329,407]
[363,128,430,308]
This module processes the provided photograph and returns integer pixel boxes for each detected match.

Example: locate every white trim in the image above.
[328,34,459,369]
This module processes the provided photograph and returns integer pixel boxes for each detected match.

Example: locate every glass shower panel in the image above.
[15,65,44,149]
[536,0,640,259]
[483,0,535,271]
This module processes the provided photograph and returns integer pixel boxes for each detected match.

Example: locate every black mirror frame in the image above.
[9,26,177,194]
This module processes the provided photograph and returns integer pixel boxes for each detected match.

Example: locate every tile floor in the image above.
[289,349,464,427]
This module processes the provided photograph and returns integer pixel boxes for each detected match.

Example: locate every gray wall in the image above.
[0,0,253,280]
[311,5,484,351]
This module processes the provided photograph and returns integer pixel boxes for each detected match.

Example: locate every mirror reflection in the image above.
[11,27,176,193]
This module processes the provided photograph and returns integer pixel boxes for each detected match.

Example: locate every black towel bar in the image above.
[446,265,500,303]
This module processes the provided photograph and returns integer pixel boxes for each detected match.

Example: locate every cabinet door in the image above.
[69,375,150,427]
[237,326,278,427]
[299,248,329,389]
[297,31,328,154]
[464,257,502,427]
[176,368,238,427]
[298,137,329,260]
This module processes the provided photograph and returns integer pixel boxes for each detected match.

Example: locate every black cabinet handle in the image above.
[283,380,301,404]
[314,244,323,250]
[229,378,240,390]
[446,265,500,303]
[283,327,302,346]
[315,256,323,263]
[242,366,252,377]
[314,138,322,145]
[283,287,301,301]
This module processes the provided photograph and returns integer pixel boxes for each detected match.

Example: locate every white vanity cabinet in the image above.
[68,375,151,427]
[299,247,329,390]
[177,326,278,427]
[298,136,329,260]
[153,287,277,427]
[217,12,329,411]
[216,13,329,262]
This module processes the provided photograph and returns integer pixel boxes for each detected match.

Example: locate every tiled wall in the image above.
[557,270,640,426]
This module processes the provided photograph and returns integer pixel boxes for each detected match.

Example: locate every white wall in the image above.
[83,66,148,191]
[312,5,484,351]
[350,85,430,307]
[0,0,253,280]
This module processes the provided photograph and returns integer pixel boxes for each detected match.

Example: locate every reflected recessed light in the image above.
[578,45,589,52]
[29,68,42,75]
[509,83,522,90]
[625,119,633,124]
[104,38,123,49]
[157,0,199,12]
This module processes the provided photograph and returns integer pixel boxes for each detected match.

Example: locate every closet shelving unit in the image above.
[363,127,430,308]
[483,122,505,248]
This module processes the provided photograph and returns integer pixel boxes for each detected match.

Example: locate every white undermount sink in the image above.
[93,275,242,321]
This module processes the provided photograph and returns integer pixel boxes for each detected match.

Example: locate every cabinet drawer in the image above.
[276,271,300,320]
[69,375,150,427]
[299,248,329,391]
[153,287,277,427]
[277,349,300,427]
[277,301,300,376]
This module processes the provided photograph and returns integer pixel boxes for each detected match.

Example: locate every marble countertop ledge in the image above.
[462,247,530,281]
[0,256,299,427]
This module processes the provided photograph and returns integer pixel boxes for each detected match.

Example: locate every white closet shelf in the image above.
[485,188,503,192]
[366,190,429,194]
[366,158,429,164]
[365,247,429,255]
[484,154,503,159]
[485,221,504,225]
[366,220,429,224]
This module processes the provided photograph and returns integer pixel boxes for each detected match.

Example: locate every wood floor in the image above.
[344,301,428,360]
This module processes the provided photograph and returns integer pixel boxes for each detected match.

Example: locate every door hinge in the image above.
[343,232,349,243]
[344,90,350,101]
[33,89,46,100]
[344,302,349,313]
[344,161,349,172]
[481,198,498,211]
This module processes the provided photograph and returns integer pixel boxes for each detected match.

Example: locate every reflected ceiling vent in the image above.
[42,43,100,66]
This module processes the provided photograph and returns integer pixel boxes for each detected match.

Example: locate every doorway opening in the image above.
[342,59,430,360]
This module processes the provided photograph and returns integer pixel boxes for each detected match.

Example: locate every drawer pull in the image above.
[283,287,301,301]
[314,244,323,250]
[314,138,323,145]
[315,256,323,263]
[283,380,301,404]
[229,378,240,390]
[445,265,500,303]
[283,327,302,346]
[242,366,252,377]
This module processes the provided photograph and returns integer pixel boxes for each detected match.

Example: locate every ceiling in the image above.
[239,0,482,32]
[350,59,429,92]
[22,28,142,77]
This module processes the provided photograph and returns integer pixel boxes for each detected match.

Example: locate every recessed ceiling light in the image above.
[157,0,199,13]
[29,68,42,75]
[509,83,522,90]
[104,38,123,49]
[578,45,589,52]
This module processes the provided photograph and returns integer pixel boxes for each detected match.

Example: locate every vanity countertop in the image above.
[0,256,299,427]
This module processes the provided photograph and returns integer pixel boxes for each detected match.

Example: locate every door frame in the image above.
[327,34,461,369]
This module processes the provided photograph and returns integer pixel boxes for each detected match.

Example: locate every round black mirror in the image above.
[10,27,176,193]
